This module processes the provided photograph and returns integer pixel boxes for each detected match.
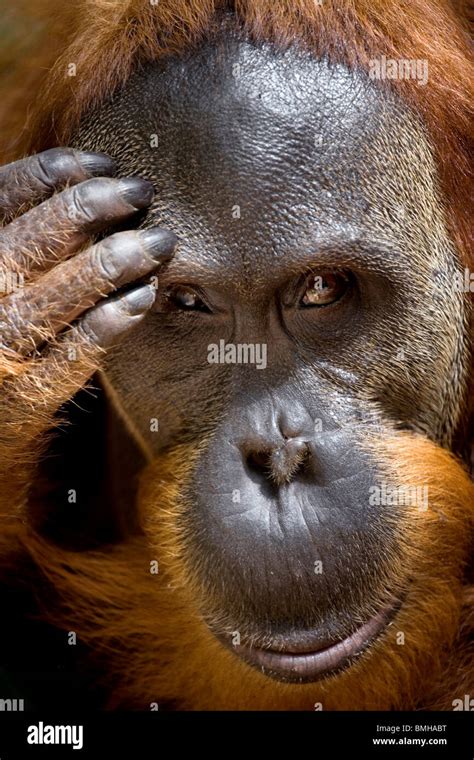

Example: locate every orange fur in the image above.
[1,1,472,274]
[0,0,472,711]
[7,434,472,710]
[1,1,472,428]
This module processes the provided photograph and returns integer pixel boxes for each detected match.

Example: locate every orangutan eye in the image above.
[300,271,351,307]
[166,286,210,312]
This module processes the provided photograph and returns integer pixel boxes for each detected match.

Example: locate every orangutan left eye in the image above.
[300,271,351,307]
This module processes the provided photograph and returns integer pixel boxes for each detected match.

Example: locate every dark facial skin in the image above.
[69,31,469,681]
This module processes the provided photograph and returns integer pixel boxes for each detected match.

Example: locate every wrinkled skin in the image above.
[0,29,470,685]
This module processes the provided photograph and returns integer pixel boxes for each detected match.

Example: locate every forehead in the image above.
[75,35,442,287]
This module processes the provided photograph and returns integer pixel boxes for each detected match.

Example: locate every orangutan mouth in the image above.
[218,601,401,684]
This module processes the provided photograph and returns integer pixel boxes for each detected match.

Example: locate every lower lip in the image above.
[225,603,399,683]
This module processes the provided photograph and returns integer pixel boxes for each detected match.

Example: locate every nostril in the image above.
[245,441,310,486]
[270,441,309,485]
[246,449,272,475]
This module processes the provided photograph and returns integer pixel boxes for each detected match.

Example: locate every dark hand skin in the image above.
[0,147,177,415]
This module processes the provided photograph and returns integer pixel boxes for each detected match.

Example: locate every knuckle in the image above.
[66,178,110,225]
[92,238,123,284]
[77,298,131,349]
[76,317,101,346]
[33,148,75,191]
[67,182,97,225]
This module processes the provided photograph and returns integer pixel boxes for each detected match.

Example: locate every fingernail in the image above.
[121,284,156,315]
[117,178,154,209]
[77,151,118,176]
[140,228,179,262]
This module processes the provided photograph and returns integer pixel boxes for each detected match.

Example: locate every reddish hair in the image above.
[0,3,473,708]
[2,0,471,439]
[1,1,472,271]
